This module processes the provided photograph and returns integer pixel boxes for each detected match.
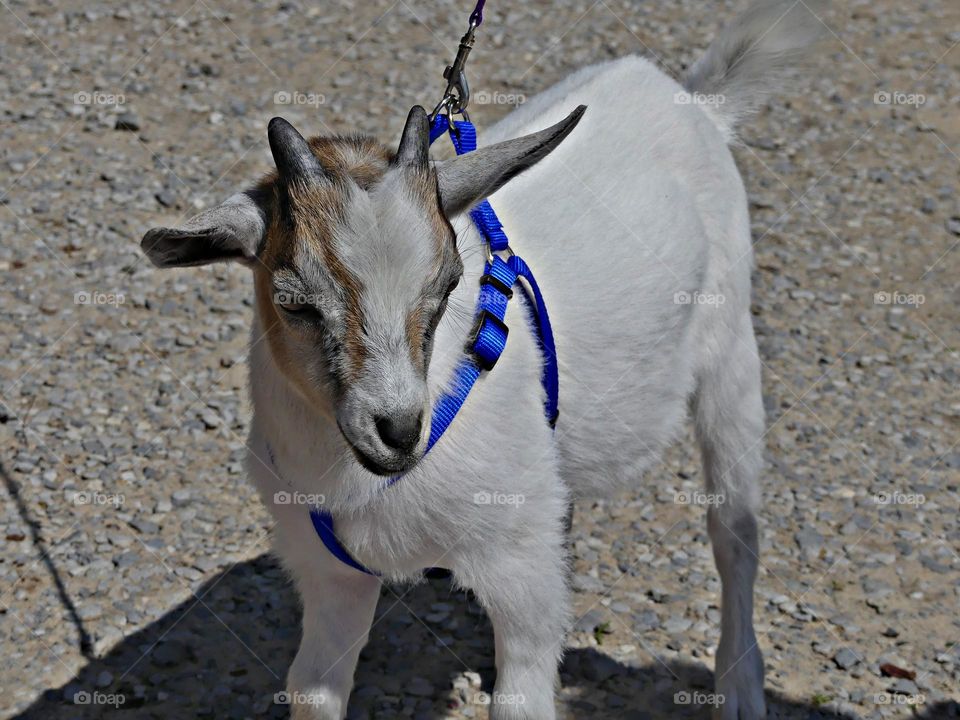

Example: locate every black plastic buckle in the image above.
[466,310,509,371]
[479,273,514,299]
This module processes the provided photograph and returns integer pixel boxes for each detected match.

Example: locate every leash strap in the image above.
[309,508,374,574]
[509,255,560,427]
[424,253,518,451]
[431,119,510,252]
[302,116,558,576]
[435,114,557,422]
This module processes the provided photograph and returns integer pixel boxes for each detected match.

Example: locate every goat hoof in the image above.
[714,641,766,719]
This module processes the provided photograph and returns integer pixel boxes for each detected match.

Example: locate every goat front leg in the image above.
[462,530,570,720]
[280,536,380,720]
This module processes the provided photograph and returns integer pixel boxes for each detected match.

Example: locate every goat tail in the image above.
[682,0,826,143]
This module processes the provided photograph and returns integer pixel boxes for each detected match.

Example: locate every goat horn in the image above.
[395,106,430,169]
[267,117,328,186]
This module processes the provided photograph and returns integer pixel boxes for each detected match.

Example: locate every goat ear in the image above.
[140,189,268,268]
[436,105,586,216]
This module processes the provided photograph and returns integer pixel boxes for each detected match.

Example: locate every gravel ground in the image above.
[1,0,958,718]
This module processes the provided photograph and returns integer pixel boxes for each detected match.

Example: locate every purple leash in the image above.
[469,0,485,26]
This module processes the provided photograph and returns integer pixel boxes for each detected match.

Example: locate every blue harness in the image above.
[296,117,559,576]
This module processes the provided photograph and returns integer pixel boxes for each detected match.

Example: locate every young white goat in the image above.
[142,2,822,717]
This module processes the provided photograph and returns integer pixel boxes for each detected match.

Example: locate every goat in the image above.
[141,1,823,717]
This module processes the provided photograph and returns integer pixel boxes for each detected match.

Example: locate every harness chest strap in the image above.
[281,117,558,577]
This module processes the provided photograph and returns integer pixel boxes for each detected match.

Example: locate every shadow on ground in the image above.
[12,554,958,720]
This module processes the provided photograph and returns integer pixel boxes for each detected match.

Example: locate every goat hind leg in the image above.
[694,317,766,720]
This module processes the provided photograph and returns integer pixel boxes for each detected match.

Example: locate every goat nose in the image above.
[375,411,423,453]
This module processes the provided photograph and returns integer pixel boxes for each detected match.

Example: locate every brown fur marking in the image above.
[400,166,460,365]
[405,304,426,370]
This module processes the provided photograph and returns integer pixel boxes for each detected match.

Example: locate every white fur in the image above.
[218,3,821,717]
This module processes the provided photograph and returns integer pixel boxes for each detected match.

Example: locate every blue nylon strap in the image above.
[423,254,516,454]
[471,256,517,369]
[426,358,481,450]
[429,117,510,251]
[309,508,376,575]
[306,116,558,576]
[472,202,510,251]
[429,114,449,144]
[508,256,560,425]
[450,119,476,153]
